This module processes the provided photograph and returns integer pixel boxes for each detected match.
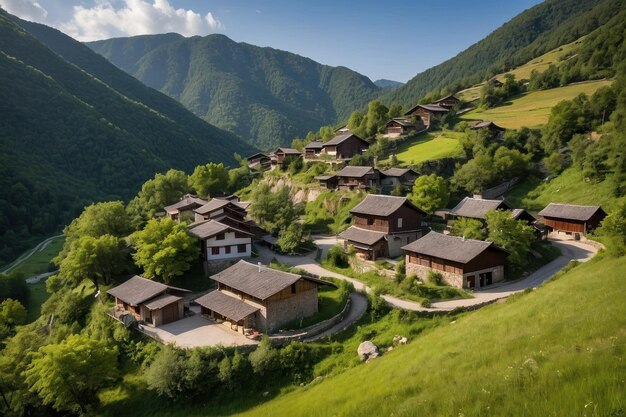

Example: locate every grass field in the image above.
[281,284,348,330]
[6,236,64,277]
[460,80,612,128]
[505,167,622,213]
[232,252,626,417]
[394,131,463,165]
[25,281,50,323]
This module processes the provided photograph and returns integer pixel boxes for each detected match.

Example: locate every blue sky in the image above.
[1,0,543,82]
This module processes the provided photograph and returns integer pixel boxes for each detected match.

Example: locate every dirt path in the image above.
[258,237,598,312]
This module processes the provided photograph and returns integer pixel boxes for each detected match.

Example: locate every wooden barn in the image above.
[315,174,338,189]
[339,194,426,259]
[321,133,369,161]
[383,118,424,137]
[432,94,460,109]
[164,194,208,222]
[449,197,512,221]
[335,166,380,191]
[404,103,449,127]
[108,276,190,327]
[246,152,271,170]
[538,203,606,236]
[403,232,508,289]
[272,147,302,165]
[380,167,420,192]
[194,260,327,334]
[303,141,324,160]
[471,120,506,133]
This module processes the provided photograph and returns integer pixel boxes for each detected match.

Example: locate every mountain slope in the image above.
[374,79,403,90]
[383,0,626,106]
[87,34,382,149]
[0,10,254,263]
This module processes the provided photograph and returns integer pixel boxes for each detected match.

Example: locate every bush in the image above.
[394,259,406,283]
[427,271,444,286]
[249,336,279,375]
[326,245,349,268]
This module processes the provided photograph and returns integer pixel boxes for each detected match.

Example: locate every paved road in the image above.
[303,292,368,342]
[258,237,598,312]
[1,235,63,274]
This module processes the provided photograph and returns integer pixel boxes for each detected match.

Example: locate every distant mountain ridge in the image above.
[87,34,383,149]
[374,79,404,90]
[0,10,254,262]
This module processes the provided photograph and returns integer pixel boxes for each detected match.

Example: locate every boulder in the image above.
[357,341,380,361]
[392,335,408,345]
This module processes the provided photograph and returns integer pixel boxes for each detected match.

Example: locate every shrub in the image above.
[249,336,279,375]
[326,245,349,268]
[427,271,444,286]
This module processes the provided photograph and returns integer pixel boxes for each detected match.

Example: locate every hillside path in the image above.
[1,235,63,274]
[258,236,598,312]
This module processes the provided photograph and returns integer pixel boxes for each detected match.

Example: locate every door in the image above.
[160,302,180,325]
[479,271,493,286]
[467,275,475,289]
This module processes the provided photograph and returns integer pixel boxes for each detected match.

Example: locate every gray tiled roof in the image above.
[380,167,418,177]
[324,133,366,146]
[211,260,305,300]
[304,141,324,149]
[449,197,511,220]
[195,290,259,321]
[276,147,302,155]
[143,293,182,310]
[472,120,505,130]
[538,203,604,221]
[350,194,426,217]
[107,276,190,306]
[339,226,386,245]
[336,165,375,178]
[195,198,231,215]
[164,194,208,214]
[187,219,252,240]
[402,232,506,264]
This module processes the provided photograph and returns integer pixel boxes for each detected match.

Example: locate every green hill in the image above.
[87,34,382,150]
[0,10,254,264]
[382,0,626,106]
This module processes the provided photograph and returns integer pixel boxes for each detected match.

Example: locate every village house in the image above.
[471,120,506,133]
[432,94,460,109]
[383,117,424,137]
[188,219,254,264]
[303,141,324,160]
[335,166,380,191]
[246,152,271,170]
[163,194,208,222]
[108,276,191,327]
[314,174,338,189]
[380,168,420,192]
[335,125,350,134]
[320,133,369,161]
[194,260,327,334]
[402,232,508,289]
[271,147,302,167]
[488,78,503,88]
[448,197,512,221]
[339,194,426,260]
[194,198,249,226]
[404,103,449,127]
[538,203,607,237]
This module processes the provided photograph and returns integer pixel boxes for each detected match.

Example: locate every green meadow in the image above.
[394,131,464,165]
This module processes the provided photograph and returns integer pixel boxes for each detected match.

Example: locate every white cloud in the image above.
[0,0,48,22]
[60,0,223,41]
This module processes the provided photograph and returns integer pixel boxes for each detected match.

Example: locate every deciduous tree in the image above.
[189,162,229,198]
[409,174,449,214]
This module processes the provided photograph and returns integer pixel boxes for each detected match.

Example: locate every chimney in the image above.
[258,262,262,273]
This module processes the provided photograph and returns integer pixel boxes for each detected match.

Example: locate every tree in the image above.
[188,162,229,198]
[24,334,118,414]
[409,174,449,214]
[543,152,565,176]
[0,272,29,306]
[450,217,485,240]
[485,210,535,269]
[387,103,403,119]
[277,223,304,254]
[130,218,199,283]
[0,299,27,340]
[250,185,296,233]
[144,345,186,398]
[451,154,494,193]
[249,336,279,375]
[57,234,131,290]
[365,100,389,137]
[126,169,189,230]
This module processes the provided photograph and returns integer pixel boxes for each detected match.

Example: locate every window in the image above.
[211,247,220,255]
[367,217,374,225]
[291,283,297,294]
[216,233,225,240]
[397,218,403,228]
[237,244,247,253]
[225,246,231,254]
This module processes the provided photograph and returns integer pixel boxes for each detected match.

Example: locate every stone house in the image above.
[538,203,606,237]
[402,232,508,289]
[194,260,327,334]
[163,194,208,222]
[108,276,190,327]
[339,194,426,260]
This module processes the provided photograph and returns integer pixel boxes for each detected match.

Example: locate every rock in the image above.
[357,341,379,361]
[392,335,408,345]
[387,346,394,352]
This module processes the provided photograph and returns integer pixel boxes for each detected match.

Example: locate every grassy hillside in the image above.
[460,80,612,128]
[231,253,626,417]
[394,131,464,165]
[382,0,625,107]
[0,10,254,263]
[87,34,382,149]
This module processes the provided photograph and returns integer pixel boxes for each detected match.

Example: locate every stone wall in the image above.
[266,288,318,333]
[405,261,464,288]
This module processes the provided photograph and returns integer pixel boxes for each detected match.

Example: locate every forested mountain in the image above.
[374,79,403,90]
[87,34,382,149]
[382,0,626,106]
[0,10,254,263]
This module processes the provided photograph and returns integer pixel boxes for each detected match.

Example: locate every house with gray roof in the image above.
[383,117,424,137]
[335,165,380,191]
[404,103,449,127]
[538,203,606,236]
[449,197,512,220]
[164,194,208,223]
[402,232,508,289]
[320,133,369,161]
[339,194,427,260]
[108,275,191,327]
[194,260,328,334]
[380,167,420,192]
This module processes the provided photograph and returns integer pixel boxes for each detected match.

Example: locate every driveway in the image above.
[259,236,598,313]
[140,309,258,348]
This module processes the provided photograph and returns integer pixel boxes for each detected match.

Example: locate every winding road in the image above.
[258,236,598,312]
[1,235,63,274]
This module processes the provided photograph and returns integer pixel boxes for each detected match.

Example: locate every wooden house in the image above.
[339,194,426,260]
[402,232,508,289]
[163,194,207,222]
[188,219,254,264]
[471,120,505,133]
[489,78,503,88]
[432,94,460,109]
[108,276,190,327]
[335,166,380,191]
[303,141,324,160]
[404,103,449,127]
[383,118,424,137]
[449,197,511,221]
[538,203,606,237]
[271,147,302,166]
[380,168,420,192]
[321,133,369,161]
[335,125,350,134]
[246,152,271,170]
[194,260,327,334]
[315,174,338,189]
